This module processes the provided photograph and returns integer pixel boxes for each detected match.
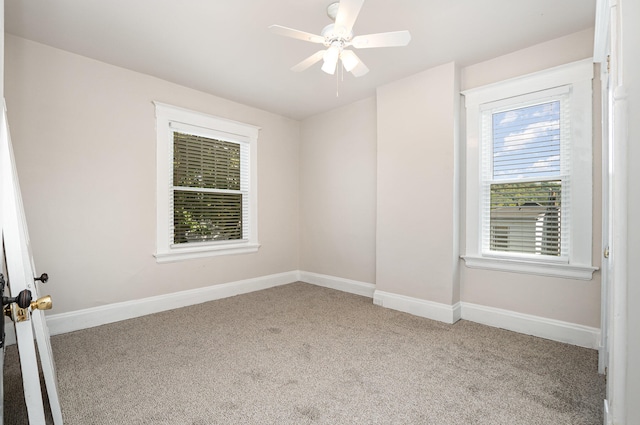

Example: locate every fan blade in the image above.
[291,50,326,72]
[268,25,324,44]
[351,30,411,49]
[350,57,369,77]
[334,0,365,35]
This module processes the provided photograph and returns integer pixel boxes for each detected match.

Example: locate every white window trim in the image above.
[461,59,598,280]
[154,102,260,263]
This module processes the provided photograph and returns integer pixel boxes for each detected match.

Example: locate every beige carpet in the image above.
[3,282,605,424]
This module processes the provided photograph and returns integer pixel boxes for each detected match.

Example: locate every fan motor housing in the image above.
[321,23,353,45]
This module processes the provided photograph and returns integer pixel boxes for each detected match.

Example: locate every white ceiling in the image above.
[5,0,596,121]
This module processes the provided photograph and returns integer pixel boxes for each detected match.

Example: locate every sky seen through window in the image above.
[492,101,561,180]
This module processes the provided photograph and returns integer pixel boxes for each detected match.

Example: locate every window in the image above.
[484,96,566,258]
[154,102,260,262]
[462,59,597,279]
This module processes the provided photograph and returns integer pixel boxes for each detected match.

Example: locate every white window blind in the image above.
[481,94,571,260]
[171,132,249,245]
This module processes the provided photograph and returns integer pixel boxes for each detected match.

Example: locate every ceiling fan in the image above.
[269,0,411,77]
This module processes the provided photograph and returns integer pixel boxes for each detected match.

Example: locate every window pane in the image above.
[490,181,561,256]
[492,102,560,180]
[173,191,243,244]
[172,132,244,245]
[173,132,240,190]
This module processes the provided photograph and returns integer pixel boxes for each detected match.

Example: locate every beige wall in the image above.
[376,62,459,304]
[461,28,595,91]
[299,97,377,283]
[5,35,300,314]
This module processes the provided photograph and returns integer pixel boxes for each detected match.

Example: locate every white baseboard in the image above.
[373,290,461,324]
[460,302,601,349]
[6,270,371,345]
[3,271,299,345]
[299,271,375,298]
[3,271,600,351]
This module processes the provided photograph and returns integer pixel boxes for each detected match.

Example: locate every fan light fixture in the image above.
[340,50,359,72]
[321,45,341,74]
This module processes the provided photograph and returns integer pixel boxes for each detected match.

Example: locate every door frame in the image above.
[594,0,628,423]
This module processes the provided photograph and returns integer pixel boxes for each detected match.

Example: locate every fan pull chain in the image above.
[335,59,346,97]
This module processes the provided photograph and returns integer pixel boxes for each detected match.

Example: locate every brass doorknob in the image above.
[30,295,52,311]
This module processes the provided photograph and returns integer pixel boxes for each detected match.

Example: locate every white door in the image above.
[1,105,63,423]
[594,0,628,423]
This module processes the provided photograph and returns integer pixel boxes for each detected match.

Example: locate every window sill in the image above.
[155,243,260,263]
[461,255,598,280]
